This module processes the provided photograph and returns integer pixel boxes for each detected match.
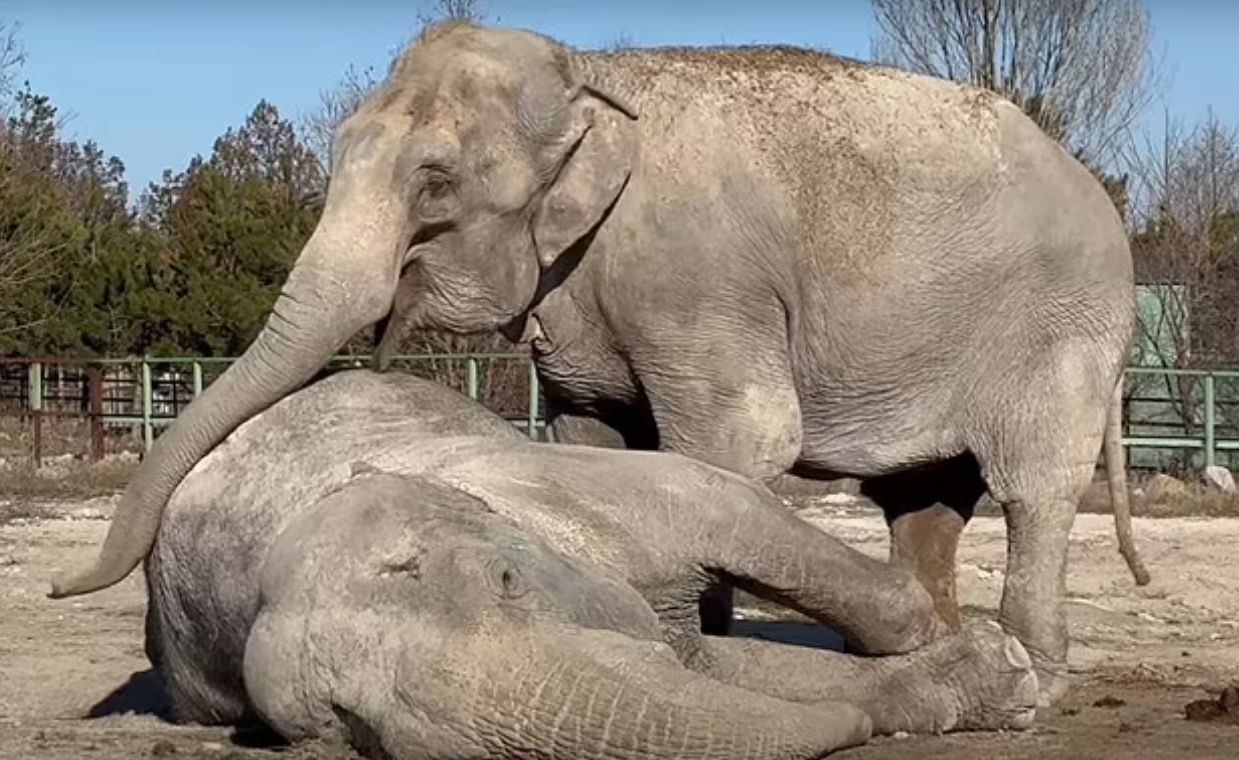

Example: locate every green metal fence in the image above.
[6,356,1239,471]
[5,353,545,460]
[1122,367,1239,471]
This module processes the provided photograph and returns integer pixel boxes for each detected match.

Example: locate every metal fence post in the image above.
[526,359,540,440]
[466,356,479,401]
[27,361,42,412]
[192,360,203,398]
[28,362,43,467]
[141,357,153,453]
[1203,373,1216,469]
[88,365,105,461]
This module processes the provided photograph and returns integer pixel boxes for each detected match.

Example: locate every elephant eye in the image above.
[421,175,451,199]
[416,171,457,224]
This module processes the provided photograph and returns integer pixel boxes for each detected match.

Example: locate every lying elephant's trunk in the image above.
[50,218,401,598]
[466,627,872,760]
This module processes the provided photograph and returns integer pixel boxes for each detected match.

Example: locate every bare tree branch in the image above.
[299,63,381,177]
[870,0,1161,165]
[1123,108,1239,370]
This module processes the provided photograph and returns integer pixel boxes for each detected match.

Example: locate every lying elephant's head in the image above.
[50,21,638,597]
[244,473,863,760]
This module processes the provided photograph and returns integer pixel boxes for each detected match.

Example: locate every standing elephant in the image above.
[54,21,1145,705]
[147,369,1038,760]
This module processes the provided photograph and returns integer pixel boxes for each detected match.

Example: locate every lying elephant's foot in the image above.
[861,623,1038,735]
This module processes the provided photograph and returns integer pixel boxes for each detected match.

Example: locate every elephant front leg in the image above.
[695,626,1038,735]
[861,456,987,630]
[633,340,806,637]
[690,482,950,655]
[546,409,628,448]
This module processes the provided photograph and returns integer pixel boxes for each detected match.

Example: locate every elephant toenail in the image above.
[1005,636,1033,669]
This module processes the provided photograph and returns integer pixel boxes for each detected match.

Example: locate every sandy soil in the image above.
[2,493,1238,759]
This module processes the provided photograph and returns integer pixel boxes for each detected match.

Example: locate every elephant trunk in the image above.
[468,627,872,760]
[50,238,397,598]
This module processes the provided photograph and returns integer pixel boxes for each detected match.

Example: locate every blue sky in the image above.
[3,0,1235,201]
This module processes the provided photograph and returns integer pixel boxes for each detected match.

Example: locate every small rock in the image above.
[1144,473,1188,501]
[150,739,177,756]
[1118,721,1136,733]
[1093,695,1126,708]
[0,554,16,566]
[69,507,105,521]
[1203,465,1237,494]
[199,742,225,753]
[1059,706,1081,716]
[892,731,909,740]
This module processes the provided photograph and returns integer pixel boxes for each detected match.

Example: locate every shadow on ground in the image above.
[88,669,173,720]
[87,668,287,749]
[734,619,846,651]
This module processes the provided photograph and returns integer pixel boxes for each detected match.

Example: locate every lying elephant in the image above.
[57,20,1144,706]
[145,371,1036,759]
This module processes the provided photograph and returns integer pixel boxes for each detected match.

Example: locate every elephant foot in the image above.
[1031,657,1071,708]
[862,623,1038,735]
[841,575,953,657]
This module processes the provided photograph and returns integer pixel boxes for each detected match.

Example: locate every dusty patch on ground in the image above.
[2,493,1239,758]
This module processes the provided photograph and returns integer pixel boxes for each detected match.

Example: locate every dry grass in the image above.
[1076,477,1239,519]
[0,457,135,504]
[0,415,143,461]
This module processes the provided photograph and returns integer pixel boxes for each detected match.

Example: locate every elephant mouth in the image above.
[372,245,431,371]
[372,312,402,372]
[521,313,549,346]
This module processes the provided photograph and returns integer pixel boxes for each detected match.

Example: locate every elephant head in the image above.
[242,472,869,760]
[50,22,639,597]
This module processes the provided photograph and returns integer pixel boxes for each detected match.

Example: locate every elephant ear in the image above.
[532,84,638,269]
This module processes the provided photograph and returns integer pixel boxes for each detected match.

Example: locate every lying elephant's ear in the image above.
[532,83,638,269]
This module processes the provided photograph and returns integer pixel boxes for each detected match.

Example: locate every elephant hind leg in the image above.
[968,347,1116,707]
[861,453,987,630]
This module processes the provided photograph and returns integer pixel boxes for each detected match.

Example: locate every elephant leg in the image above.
[546,409,628,448]
[971,355,1113,707]
[698,581,735,636]
[630,314,804,483]
[682,479,949,654]
[631,332,804,638]
[861,455,987,630]
[692,625,1037,735]
[539,395,748,636]
[542,380,661,449]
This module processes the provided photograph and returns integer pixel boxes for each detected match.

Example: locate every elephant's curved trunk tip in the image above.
[47,268,390,599]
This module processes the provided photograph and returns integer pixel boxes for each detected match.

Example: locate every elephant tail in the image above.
[1104,373,1151,586]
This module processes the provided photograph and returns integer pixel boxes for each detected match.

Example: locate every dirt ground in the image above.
[3,491,1239,759]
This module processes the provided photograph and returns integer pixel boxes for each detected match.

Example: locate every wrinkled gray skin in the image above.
[147,371,1037,760]
[58,21,1141,706]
